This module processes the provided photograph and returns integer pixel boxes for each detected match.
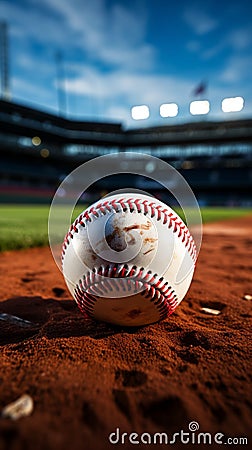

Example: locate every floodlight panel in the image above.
[131,105,150,120]
[160,103,178,118]
[190,100,210,115]
[221,96,244,113]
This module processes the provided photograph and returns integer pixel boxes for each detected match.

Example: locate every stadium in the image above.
[1,98,252,206]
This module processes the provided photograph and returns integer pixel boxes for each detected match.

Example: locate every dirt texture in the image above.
[0,216,251,450]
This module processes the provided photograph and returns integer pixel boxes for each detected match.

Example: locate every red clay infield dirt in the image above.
[0,215,251,450]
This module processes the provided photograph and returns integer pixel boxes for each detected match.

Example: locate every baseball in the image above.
[62,193,197,326]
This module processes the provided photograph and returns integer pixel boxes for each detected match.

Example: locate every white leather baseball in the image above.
[62,193,197,326]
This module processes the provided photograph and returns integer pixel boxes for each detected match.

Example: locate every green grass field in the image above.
[0,204,251,252]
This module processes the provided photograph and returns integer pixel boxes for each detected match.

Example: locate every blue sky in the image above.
[1,0,252,126]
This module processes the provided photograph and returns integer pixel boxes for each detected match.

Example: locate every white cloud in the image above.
[228,28,252,50]
[1,0,69,46]
[64,65,193,105]
[202,26,252,60]
[219,55,252,83]
[184,20,252,63]
[202,42,226,60]
[183,8,218,35]
[11,76,57,110]
[2,0,155,71]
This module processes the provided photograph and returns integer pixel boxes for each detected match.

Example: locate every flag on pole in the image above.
[192,81,207,97]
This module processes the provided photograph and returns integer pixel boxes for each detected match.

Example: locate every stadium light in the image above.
[221,96,244,113]
[131,105,150,120]
[32,136,41,146]
[160,103,178,118]
[189,100,210,115]
[40,148,50,158]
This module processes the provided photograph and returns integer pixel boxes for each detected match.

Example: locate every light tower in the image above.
[0,22,10,100]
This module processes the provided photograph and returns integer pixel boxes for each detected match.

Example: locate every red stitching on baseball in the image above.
[62,197,197,264]
[73,263,179,321]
